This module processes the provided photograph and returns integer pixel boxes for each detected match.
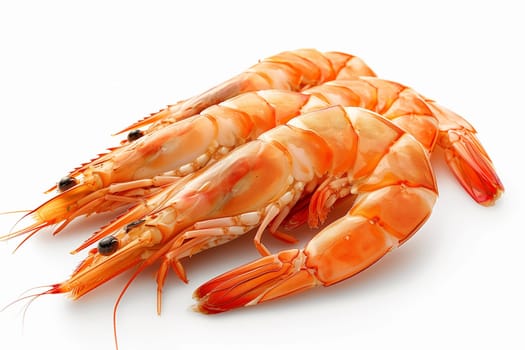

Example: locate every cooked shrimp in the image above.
[30,106,436,319]
[71,76,502,253]
[67,77,438,253]
[2,76,501,255]
[1,49,375,245]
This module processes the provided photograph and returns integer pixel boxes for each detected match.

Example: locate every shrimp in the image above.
[66,76,502,254]
[29,106,436,320]
[51,49,375,191]
[1,49,375,244]
[65,78,435,253]
[2,74,501,248]
[192,83,505,313]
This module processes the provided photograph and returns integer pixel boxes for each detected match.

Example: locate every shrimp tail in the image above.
[441,128,503,205]
[429,102,504,205]
[194,249,317,314]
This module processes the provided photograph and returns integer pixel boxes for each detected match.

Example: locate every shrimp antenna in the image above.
[1,284,60,330]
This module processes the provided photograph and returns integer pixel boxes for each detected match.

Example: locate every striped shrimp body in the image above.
[70,48,375,189]
[306,78,503,206]
[1,49,375,244]
[35,106,437,318]
[194,106,438,313]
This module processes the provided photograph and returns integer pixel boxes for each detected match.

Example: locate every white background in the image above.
[0,1,523,349]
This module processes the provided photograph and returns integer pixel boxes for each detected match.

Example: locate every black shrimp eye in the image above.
[125,219,145,233]
[58,176,78,192]
[98,235,119,256]
[127,129,144,142]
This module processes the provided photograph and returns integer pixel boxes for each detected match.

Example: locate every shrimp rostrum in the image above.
[35,106,437,317]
